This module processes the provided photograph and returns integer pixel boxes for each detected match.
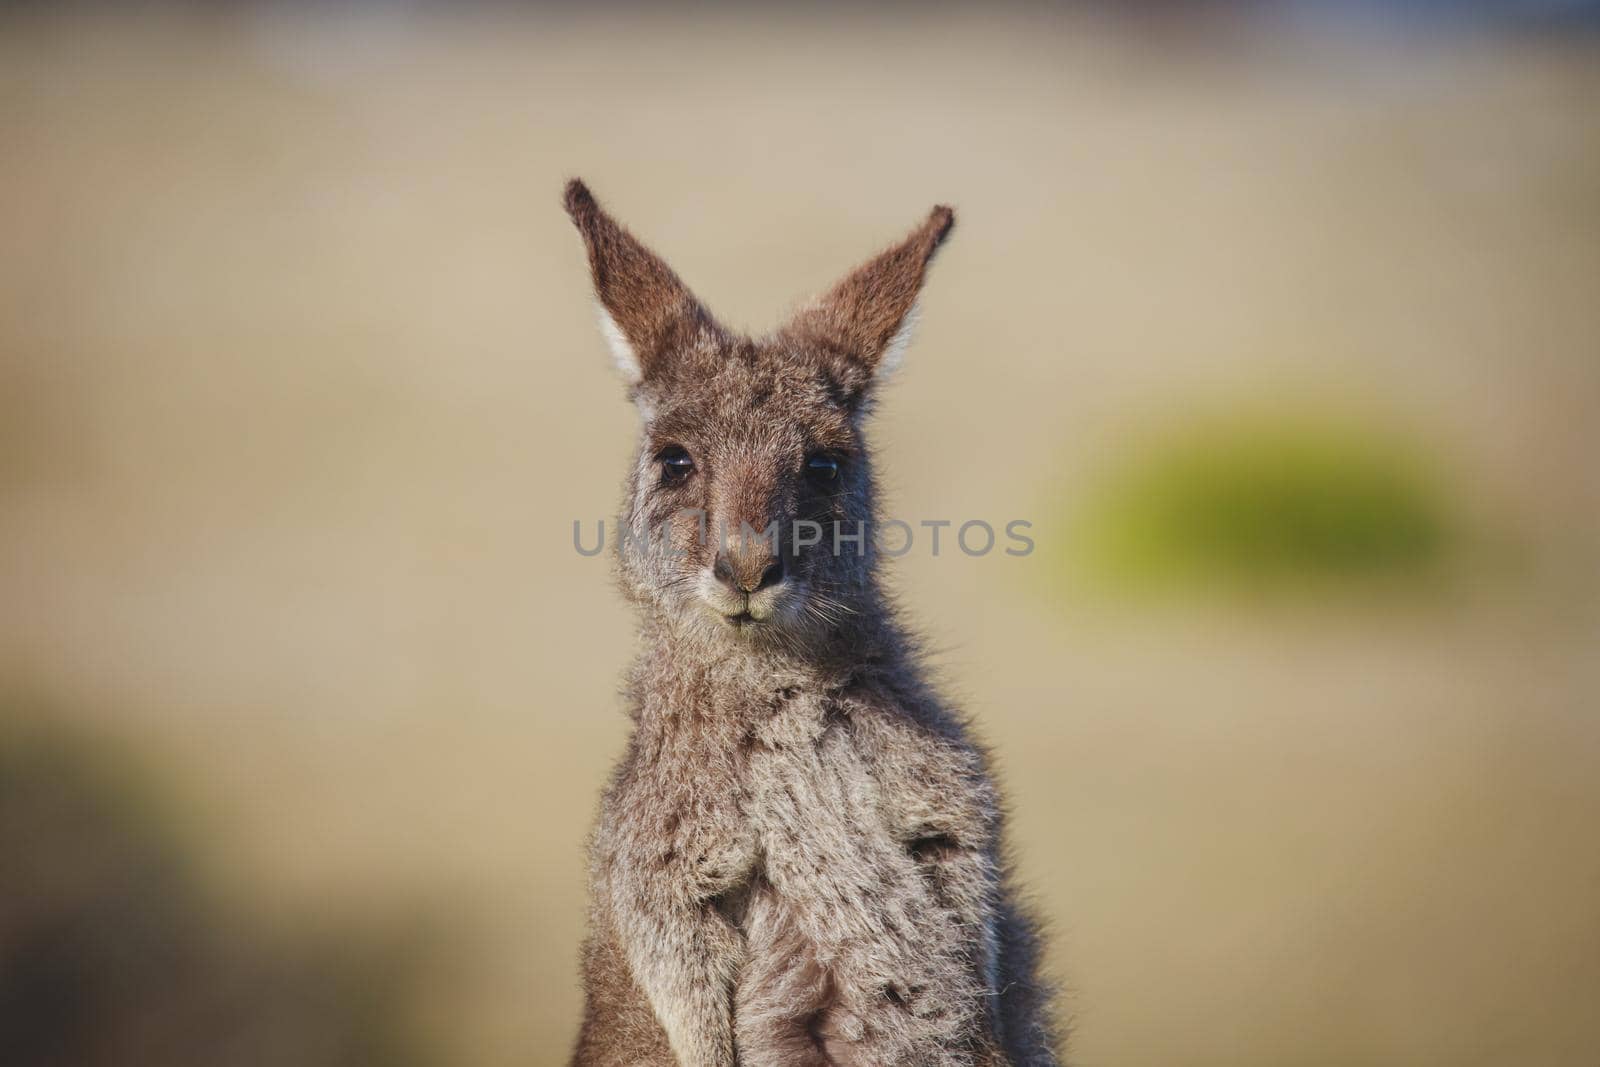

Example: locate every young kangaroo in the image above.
[563,179,1058,1067]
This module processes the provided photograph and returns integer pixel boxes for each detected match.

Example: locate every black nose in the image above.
[713,551,784,594]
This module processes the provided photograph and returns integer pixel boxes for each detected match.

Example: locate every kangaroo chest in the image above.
[730,699,982,1057]
[742,710,904,905]
[620,688,993,1061]
[642,690,927,937]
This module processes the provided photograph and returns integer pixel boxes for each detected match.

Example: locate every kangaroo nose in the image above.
[713,550,784,594]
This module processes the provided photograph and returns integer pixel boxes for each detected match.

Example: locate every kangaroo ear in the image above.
[564,179,721,385]
[782,205,955,397]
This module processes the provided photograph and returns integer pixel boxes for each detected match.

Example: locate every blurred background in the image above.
[3,2,1598,1064]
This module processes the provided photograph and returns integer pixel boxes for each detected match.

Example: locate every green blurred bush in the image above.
[1072,408,1458,596]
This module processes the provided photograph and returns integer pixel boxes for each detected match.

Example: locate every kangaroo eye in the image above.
[806,454,840,483]
[658,446,695,484]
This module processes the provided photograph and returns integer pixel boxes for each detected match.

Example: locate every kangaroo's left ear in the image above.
[780,204,955,398]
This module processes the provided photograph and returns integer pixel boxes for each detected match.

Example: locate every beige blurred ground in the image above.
[3,5,1599,1065]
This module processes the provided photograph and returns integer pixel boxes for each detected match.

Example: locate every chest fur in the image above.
[607,689,1000,1061]
[650,694,970,937]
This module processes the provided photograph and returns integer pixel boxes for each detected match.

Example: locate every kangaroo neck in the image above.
[627,602,897,725]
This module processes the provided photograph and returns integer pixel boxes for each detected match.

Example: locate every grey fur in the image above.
[563,180,1060,1067]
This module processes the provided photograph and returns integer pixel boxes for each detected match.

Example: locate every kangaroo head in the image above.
[564,179,953,645]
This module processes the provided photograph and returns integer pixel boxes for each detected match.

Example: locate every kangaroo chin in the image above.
[563,179,1060,1067]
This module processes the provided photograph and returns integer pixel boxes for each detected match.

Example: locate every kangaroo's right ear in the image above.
[564,179,720,386]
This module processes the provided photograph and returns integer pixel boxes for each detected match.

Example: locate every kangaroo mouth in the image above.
[698,572,792,632]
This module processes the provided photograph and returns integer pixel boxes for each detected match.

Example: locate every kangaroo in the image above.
[563,179,1059,1067]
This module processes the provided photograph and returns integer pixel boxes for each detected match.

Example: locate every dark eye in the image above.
[658,446,695,484]
[806,453,841,483]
